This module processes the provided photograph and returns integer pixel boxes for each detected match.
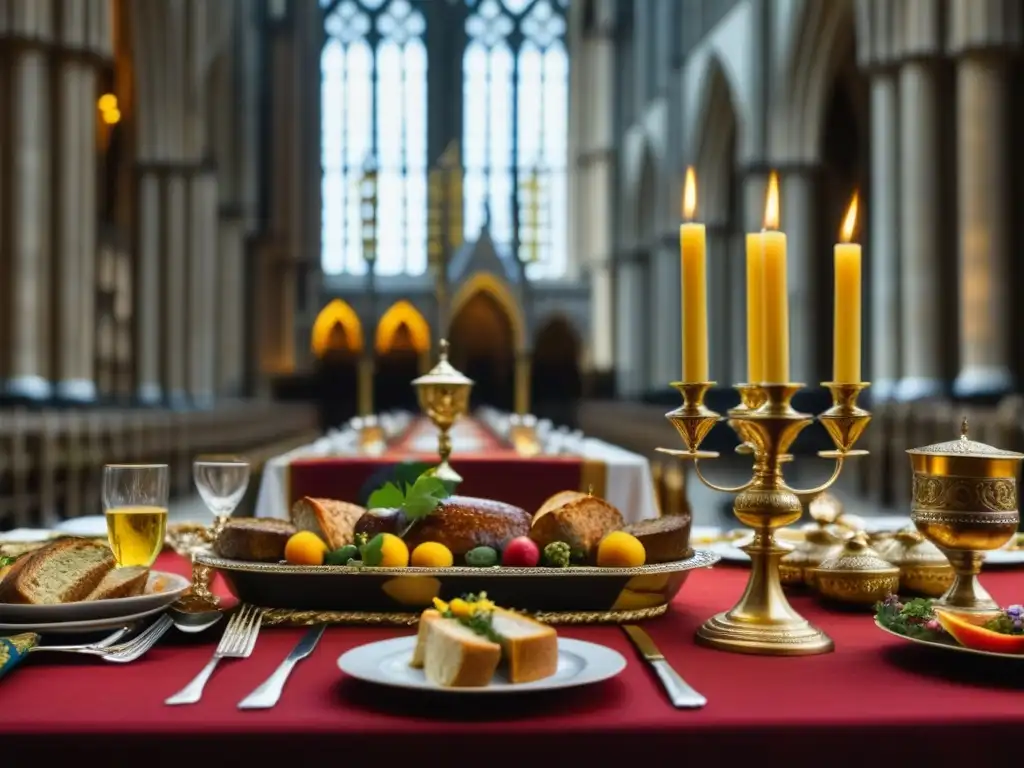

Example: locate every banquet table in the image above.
[255,417,659,522]
[4,552,1024,765]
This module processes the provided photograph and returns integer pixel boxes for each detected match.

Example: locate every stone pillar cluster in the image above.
[0,0,110,404]
[857,0,1021,401]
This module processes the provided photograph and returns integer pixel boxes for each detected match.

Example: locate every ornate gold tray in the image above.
[197,549,720,625]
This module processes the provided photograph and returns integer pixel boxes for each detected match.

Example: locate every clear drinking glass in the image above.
[103,464,170,568]
[193,456,251,532]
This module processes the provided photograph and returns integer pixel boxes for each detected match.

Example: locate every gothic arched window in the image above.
[463,0,569,279]
[321,0,428,276]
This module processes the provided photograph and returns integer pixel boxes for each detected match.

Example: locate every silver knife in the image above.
[623,624,707,709]
[237,624,326,710]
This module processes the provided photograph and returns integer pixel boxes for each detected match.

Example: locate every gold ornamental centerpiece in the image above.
[907,418,1024,612]
[412,338,474,484]
[813,532,899,607]
[661,172,869,655]
[873,528,954,598]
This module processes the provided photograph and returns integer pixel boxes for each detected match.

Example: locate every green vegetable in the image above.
[465,546,499,567]
[874,595,945,641]
[360,534,385,567]
[366,472,451,537]
[543,541,572,568]
[392,462,461,496]
[325,544,360,566]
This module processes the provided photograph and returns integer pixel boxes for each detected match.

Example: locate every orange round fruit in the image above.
[410,541,454,568]
[378,533,410,568]
[596,531,646,568]
[284,531,328,566]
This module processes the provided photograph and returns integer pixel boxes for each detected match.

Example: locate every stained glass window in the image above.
[321,0,428,276]
[463,0,569,279]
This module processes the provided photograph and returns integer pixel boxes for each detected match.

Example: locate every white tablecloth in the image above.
[255,433,659,525]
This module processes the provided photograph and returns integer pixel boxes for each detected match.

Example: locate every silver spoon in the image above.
[168,602,223,634]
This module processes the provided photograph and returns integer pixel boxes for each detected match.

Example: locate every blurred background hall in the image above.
[2,0,1024,528]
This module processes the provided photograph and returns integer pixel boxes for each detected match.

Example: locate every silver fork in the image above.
[30,626,131,653]
[29,615,174,663]
[165,604,263,706]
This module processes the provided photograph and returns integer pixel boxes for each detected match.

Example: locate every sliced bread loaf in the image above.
[422,617,502,687]
[490,608,558,683]
[86,565,150,600]
[291,497,366,550]
[0,539,115,604]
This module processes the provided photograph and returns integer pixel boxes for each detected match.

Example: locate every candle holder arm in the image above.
[691,460,757,495]
[780,455,845,497]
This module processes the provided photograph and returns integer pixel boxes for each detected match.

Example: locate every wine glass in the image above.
[102,464,169,568]
[193,456,251,534]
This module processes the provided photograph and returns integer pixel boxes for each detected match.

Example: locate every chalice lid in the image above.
[906,417,1024,460]
[412,339,474,388]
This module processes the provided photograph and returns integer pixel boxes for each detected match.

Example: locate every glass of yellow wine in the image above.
[103,464,169,568]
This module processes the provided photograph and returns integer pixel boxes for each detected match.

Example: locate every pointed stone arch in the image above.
[449,272,526,352]
[774,0,856,163]
[689,55,739,227]
[375,300,431,355]
[311,299,364,358]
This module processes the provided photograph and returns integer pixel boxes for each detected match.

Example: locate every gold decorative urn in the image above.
[874,528,954,598]
[813,532,900,607]
[412,339,474,483]
[907,419,1024,612]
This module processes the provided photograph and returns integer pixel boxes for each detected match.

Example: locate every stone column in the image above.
[78,63,97,400]
[187,169,218,406]
[948,2,1019,396]
[217,215,246,396]
[895,60,944,401]
[613,256,645,397]
[868,67,900,400]
[781,168,819,383]
[163,172,188,406]
[5,49,53,401]
[135,168,163,403]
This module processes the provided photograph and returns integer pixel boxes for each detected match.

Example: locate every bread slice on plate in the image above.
[86,566,150,600]
[410,608,441,668]
[490,608,558,683]
[530,491,624,559]
[214,518,296,562]
[291,497,366,550]
[622,514,692,563]
[422,617,502,687]
[0,538,115,605]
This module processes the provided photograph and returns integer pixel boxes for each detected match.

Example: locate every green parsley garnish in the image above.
[875,595,945,641]
[367,471,451,537]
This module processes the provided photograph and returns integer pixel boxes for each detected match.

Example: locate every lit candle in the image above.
[833,193,861,383]
[745,233,765,383]
[761,172,789,383]
[679,167,708,382]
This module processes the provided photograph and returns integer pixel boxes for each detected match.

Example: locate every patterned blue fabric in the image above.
[0,633,38,679]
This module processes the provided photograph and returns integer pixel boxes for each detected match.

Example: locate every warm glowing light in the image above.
[763,172,780,230]
[683,166,697,221]
[98,93,117,112]
[839,192,859,243]
[101,108,121,125]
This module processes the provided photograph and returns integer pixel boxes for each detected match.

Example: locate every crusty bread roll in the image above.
[622,514,692,563]
[530,491,624,559]
[354,496,531,558]
[214,518,296,562]
[291,497,365,550]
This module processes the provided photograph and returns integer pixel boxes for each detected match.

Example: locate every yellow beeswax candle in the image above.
[745,233,765,384]
[680,167,708,382]
[761,172,789,383]
[833,193,861,383]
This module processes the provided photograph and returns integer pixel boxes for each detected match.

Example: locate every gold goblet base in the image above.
[934,550,1000,613]
[696,536,834,656]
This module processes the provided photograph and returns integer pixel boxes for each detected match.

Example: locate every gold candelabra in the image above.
[658,380,870,655]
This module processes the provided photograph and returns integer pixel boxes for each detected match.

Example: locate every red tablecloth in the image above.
[287,418,607,511]
[4,553,1024,765]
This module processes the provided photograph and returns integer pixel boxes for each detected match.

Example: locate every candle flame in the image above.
[763,171,780,230]
[683,167,697,221]
[840,192,859,243]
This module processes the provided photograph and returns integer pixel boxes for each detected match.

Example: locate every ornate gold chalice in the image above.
[907,419,1024,612]
[412,339,474,484]
[657,380,870,655]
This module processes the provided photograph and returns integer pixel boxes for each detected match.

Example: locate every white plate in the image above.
[0,529,58,544]
[984,549,1024,566]
[53,516,108,538]
[0,571,189,623]
[0,604,169,634]
[338,636,626,694]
